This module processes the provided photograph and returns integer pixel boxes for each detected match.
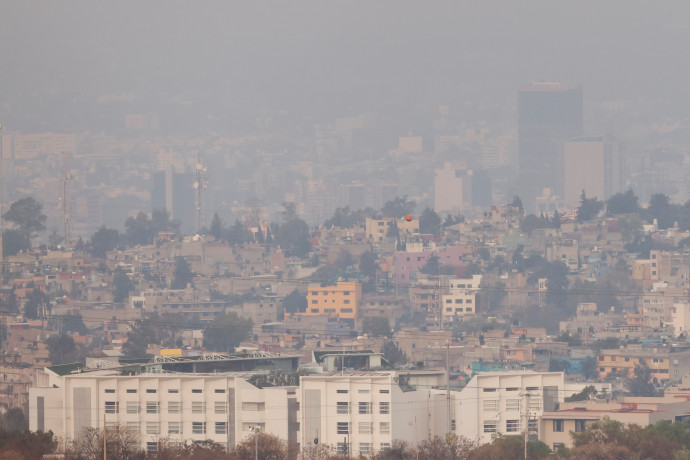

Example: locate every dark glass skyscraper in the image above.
[518,83,583,207]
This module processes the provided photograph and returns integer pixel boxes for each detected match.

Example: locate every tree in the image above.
[0,430,56,460]
[625,360,659,396]
[112,270,134,303]
[511,195,524,212]
[1,229,30,256]
[23,288,48,318]
[606,189,640,216]
[45,333,81,365]
[565,385,598,402]
[274,218,312,258]
[419,207,442,237]
[122,318,160,358]
[172,256,194,290]
[469,436,549,460]
[0,408,27,432]
[374,440,414,460]
[359,250,379,280]
[582,356,599,380]
[233,431,289,460]
[647,193,675,229]
[381,341,407,366]
[520,214,553,235]
[335,248,354,270]
[362,317,391,337]
[124,211,153,246]
[417,435,476,460]
[225,219,252,245]
[203,313,253,352]
[381,196,416,218]
[66,426,140,460]
[577,190,604,222]
[3,197,47,241]
[283,289,307,314]
[210,212,224,239]
[90,225,120,258]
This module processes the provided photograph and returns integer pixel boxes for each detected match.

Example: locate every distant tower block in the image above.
[194,154,208,233]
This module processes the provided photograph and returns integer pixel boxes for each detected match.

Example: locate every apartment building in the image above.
[441,275,482,321]
[454,371,565,445]
[540,397,690,451]
[596,344,690,383]
[299,372,447,457]
[302,281,362,321]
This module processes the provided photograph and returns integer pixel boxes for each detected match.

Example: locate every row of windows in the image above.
[337,442,390,455]
[110,421,226,435]
[482,386,537,392]
[484,419,538,433]
[337,421,391,434]
[336,401,389,415]
[483,399,521,411]
[311,291,351,295]
[105,401,228,414]
[445,307,474,313]
[445,298,473,304]
[105,388,220,394]
[336,389,388,394]
[552,419,586,432]
[309,307,353,313]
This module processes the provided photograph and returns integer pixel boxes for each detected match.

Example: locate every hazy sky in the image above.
[2,1,689,133]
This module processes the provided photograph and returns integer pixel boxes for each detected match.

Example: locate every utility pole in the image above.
[103,413,107,460]
[522,391,532,460]
[446,338,451,434]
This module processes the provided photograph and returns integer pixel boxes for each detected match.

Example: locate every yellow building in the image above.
[303,281,362,320]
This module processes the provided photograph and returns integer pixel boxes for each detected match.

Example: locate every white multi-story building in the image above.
[30,371,299,454]
[454,371,565,445]
[299,372,448,457]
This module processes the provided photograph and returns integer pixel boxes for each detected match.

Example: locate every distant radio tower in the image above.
[194,153,208,233]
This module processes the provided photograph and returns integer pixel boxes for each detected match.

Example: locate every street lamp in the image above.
[249,425,262,460]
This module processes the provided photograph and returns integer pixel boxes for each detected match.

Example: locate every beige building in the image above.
[563,135,622,209]
[434,162,472,214]
[540,397,690,451]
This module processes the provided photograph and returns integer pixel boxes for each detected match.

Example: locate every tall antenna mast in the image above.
[194,153,207,234]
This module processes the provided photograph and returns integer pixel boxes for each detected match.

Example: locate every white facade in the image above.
[29,372,298,454]
[299,373,447,457]
[454,371,566,445]
[442,274,482,319]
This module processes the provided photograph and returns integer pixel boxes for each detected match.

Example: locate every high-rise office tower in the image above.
[518,82,583,206]
[152,167,195,234]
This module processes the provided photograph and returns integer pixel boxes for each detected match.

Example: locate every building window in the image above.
[215,422,228,434]
[215,401,227,414]
[483,421,497,433]
[146,442,158,453]
[380,443,391,450]
[336,389,348,394]
[506,420,520,433]
[215,389,226,394]
[168,389,178,394]
[337,402,350,414]
[379,402,390,414]
[358,389,370,394]
[192,422,206,435]
[483,388,496,392]
[168,422,181,434]
[575,420,586,432]
[126,422,140,433]
[553,420,564,432]
[360,443,372,455]
[553,443,565,452]
[192,389,203,394]
[379,389,389,394]
[126,389,137,393]
[146,401,159,414]
[126,401,140,414]
[105,402,117,414]
[242,402,265,411]
[337,422,350,434]
[451,419,456,431]
[359,402,372,414]
[146,389,157,394]
[105,389,115,394]
[168,401,181,414]
[380,422,390,434]
[506,399,520,411]
[483,400,498,411]
[146,422,159,435]
[359,422,373,434]
[192,401,205,414]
